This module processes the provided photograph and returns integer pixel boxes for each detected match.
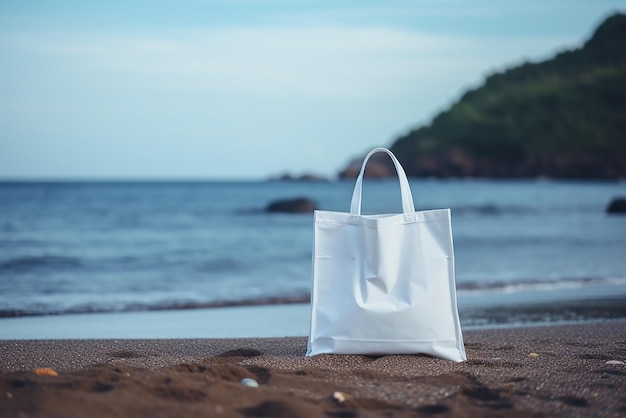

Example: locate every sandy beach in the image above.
[1,321,625,417]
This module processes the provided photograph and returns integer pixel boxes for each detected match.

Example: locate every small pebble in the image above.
[332,391,347,403]
[601,373,613,379]
[6,392,13,399]
[34,368,58,376]
[241,378,259,387]
[214,405,224,414]
[605,360,624,365]
[528,352,539,358]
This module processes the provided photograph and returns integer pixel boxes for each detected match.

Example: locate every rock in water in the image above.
[266,197,318,213]
[607,198,626,214]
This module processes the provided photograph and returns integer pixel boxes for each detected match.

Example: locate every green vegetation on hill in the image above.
[388,13,626,179]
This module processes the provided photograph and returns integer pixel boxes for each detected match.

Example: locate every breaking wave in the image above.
[2,276,625,318]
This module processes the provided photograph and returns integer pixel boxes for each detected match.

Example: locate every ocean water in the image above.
[1,180,625,327]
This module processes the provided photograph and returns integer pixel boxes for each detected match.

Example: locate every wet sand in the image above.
[1,321,625,417]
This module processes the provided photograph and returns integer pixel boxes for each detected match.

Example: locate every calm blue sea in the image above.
[1,180,625,326]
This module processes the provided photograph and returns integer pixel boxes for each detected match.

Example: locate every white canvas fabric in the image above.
[306,148,466,362]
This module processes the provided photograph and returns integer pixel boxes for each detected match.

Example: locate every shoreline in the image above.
[1,321,625,417]
[3,277,625,319]
[1,289,625,340]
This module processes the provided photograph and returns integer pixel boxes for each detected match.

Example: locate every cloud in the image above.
[4,25,572,99]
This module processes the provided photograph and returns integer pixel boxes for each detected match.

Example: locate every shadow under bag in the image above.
[306,148,466,362]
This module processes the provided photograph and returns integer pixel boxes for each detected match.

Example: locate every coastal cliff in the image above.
[341,13,626,179]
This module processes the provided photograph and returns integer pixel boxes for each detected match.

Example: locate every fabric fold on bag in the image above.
[307,148,466,362]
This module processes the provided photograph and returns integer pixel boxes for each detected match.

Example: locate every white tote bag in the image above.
[307,148,466,362]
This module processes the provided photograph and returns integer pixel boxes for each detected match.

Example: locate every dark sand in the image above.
[1,321,625,417]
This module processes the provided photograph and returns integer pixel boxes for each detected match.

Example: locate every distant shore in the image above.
[1,321,625,417]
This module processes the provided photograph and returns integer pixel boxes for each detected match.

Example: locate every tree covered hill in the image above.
[344,13,626,179]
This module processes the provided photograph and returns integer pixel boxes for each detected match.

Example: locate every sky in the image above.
[1,1,624,180]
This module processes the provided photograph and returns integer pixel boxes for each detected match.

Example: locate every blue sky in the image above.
[1,1,623,179]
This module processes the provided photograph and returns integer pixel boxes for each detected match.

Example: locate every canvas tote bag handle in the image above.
[349,148,416,220]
